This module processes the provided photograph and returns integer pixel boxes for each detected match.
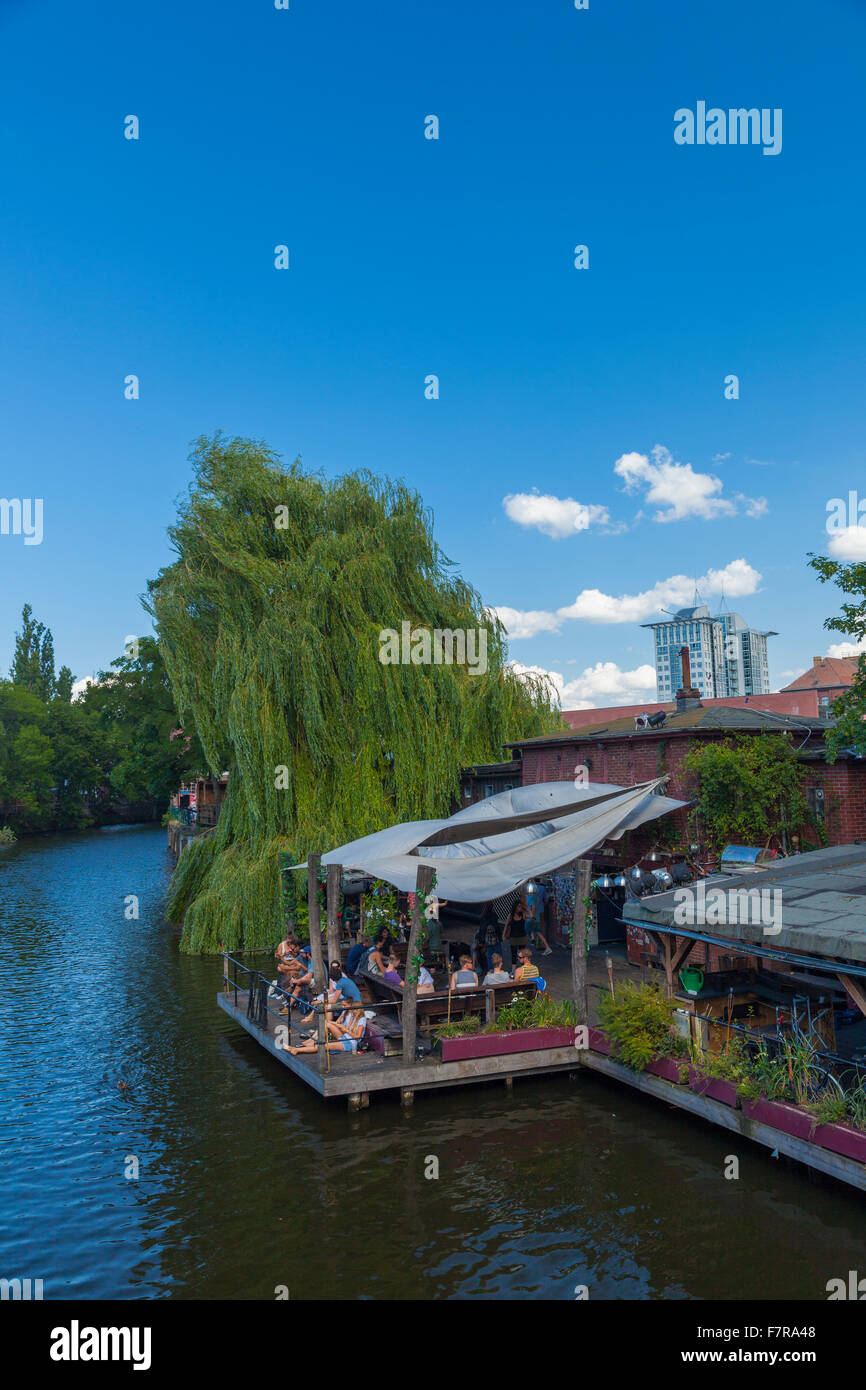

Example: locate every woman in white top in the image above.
[283,1006,368,1056]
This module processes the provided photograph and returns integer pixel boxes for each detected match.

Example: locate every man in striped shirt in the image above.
[513,947,540,983]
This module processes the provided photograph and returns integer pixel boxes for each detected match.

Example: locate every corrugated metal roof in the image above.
[625,844,866,963]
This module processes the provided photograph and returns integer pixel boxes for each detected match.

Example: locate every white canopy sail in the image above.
[294,779,686,902]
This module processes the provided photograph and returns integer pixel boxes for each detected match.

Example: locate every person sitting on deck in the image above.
[283,950,316,1004]
[365,934,389,977]
[294,969,344,1027]
[383,951,404,986]
[417,964,435,994]
[272,938,304,997]
[482,953,511,986]
[451,954,478,990]
[282,1005,369,1056]
[328,960,362,1002]
[513,947,540,984]
[346,935,370,977]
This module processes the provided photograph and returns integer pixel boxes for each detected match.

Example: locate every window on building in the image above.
[806,786,826,824]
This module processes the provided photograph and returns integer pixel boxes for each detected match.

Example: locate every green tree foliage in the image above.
[56,666,74,703]
[81,637,206,803]
[10,603,57,700]
[683,734,818,851]
[0,682,54,827]
[147,434,564,952]
[2,607,197,831]
[46,699,113,828]
[808,552,866,760]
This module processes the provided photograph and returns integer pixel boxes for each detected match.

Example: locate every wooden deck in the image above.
[217,986,582,1102]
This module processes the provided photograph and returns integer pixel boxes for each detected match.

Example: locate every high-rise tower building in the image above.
[642,607,775,701]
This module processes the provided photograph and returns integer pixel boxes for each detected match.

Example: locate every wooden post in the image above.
[402,864,436,1065]
[307,853,327,1072]
[326,863,342,969]
[572,859,592,1024]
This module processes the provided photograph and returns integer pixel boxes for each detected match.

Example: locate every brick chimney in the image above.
[675,645,703,714]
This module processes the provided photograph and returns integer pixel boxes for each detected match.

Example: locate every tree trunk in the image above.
[572,858,592,1023]
[402,865,436,1065]
[306,853,327,1071]
[326,863,342,968]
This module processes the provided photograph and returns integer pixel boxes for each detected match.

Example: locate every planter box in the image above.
[439,1025,575,1063]
[688,1066,739,1107]
[811,1120,866,1164]
[587,1026,611,1056]
[644,1055,687,1084]
[743,1097,814,1141]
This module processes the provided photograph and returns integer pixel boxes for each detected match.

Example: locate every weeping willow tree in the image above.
[147,434,563,952]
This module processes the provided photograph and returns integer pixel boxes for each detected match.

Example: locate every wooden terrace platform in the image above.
[217,985,583,1105]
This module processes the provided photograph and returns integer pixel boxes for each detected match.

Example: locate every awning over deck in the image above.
[295,778,686,902]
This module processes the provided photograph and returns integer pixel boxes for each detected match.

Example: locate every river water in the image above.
[1,824,864,1301]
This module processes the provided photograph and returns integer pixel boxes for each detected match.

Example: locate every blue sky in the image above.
[2,0,865,707]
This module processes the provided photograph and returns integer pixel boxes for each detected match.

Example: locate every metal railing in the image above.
[222,953,407,1072]
[693,1013,866,1100]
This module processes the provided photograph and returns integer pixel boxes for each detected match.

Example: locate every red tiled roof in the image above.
[780,657,859,692]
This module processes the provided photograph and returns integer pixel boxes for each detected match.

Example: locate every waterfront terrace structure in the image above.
[505,702,866,852]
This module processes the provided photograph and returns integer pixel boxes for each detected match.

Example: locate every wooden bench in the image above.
[358,971,538,1032]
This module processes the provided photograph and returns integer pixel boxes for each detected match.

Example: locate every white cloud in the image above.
[490,605,559,639]
[495,558,762,636]
[502,490,610,539]
[557,558,762,626]
[615,445,768,524]
[712,452,731,463]
[71,676,97,701]
[827,526,866,562]
[614,445,736,522]
[826,638,866,658]
[738,493,769,518]
[511,659,658,709]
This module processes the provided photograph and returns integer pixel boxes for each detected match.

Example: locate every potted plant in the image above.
[587,1026,611,1055]
[598,982,686,1081]
[809,1081,866,1163]
[437,996,577,1062]
[686,1045,741,1107]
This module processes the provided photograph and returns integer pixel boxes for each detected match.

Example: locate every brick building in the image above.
[780,654,859,718]
[504,703,866,853]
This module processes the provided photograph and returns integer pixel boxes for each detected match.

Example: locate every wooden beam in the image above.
[670,936,698,976]
[306,853,327,1074]
[402,864,436,1065]
[326,862,342,969]
[837,972,866,1021]
[662,933,673,993]
[572,859,592,1022]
